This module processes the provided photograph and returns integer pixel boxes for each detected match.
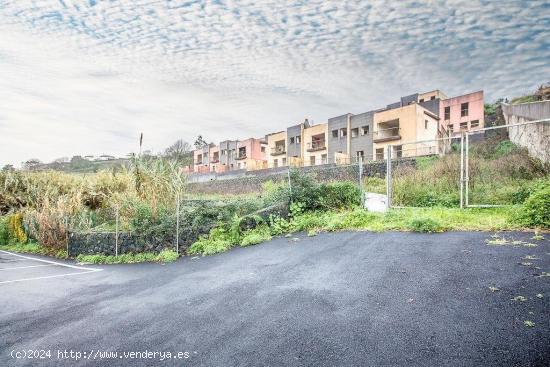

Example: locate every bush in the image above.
[187,226,234,255]
[76,250,178,264]
[0,216,9,245]
[318,182,361,210]
[516,182,550,228]
[240,225,272,247]
[409,217,445,233]
[8,213,27,243]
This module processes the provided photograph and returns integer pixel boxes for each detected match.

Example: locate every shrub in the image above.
[240,225,272,247]
[187,226,233,255]
[76,250,178,264]
[318,182,361,210]
[155,249,179,262]
[288,169,322,210]
[0,216,9,245]
[8,213,27,243]
[516,182,550,228]
[340,209,377,228]
[409,217,445,233]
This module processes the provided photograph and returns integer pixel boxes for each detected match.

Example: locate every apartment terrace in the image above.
[373,119,401,143]
[271,140,286,156]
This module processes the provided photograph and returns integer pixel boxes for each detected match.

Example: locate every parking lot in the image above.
[1,231,549,366]
[0,250,102,285]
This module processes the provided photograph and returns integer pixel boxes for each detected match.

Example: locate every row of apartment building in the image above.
[190,89,484,173]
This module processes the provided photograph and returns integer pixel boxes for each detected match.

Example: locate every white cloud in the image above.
[0,0,548,167]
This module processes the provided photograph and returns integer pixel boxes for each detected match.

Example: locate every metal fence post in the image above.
[358,155,364,207]
[465,133,470,207]
[386,145,392,209]
[176,191,180,254]
[287,166,292,201]
[64,216,69,258]
[115,206,119,257]
[460,133,464,209]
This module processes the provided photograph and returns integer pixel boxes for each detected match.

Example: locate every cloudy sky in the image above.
[0,0,548,167]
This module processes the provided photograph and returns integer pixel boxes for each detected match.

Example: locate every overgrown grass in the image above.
[187,206,526,256]
[76,249,179,264]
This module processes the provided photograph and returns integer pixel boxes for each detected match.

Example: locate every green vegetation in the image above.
[76,249,179,264]
[1,141,548,261]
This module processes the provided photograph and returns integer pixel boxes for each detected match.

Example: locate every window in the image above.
[361,125,369,135]
[470,120,479,128]
[282,157,287,165]
[321,154,327,164]
[296,136,301,144]
[356,150,364,158]
[419,98,424,103]
[261,146,266,153]
[394,145,403,158]
[376,148,384,161]
[273,159,278,168]
[444,106,450,120]
[290,137,295,144]
[430,96,436,100]
[340,128,347,137]
[425,120,429,129]
[351,128,359,138]
[461,102,469,117]
[449,124,454,132]
[460,121,468,129]
[332,130,338,138]
[310,156,316,166]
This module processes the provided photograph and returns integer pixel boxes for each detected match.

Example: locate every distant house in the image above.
[439,91,485,136]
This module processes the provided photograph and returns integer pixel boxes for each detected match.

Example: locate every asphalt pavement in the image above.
[1,231,549,366]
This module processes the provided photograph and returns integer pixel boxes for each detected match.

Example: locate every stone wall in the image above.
[187,159,415,195]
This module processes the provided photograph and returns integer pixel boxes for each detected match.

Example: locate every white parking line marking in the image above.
[0,250,101,271]
[0,264,56,271]
[0,250,102,285]
[0,270,101,285]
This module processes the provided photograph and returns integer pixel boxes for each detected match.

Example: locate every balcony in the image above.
[373,126,401,143]
[306,140,326,152]
[271,146,286,156]
[235,153,247,160]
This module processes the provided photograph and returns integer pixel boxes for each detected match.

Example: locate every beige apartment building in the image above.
[303,123,328,166]
[373,103,441,160]
[266,131,287,168]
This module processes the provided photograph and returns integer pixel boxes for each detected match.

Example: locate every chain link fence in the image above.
[384,119,549,209]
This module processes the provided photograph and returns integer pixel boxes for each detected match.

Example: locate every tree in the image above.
[194,135,207,149]
[2,164,14,172]
[165,139,192,162]
[23,159,42,171]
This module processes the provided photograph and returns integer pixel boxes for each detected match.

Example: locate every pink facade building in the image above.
[235,138,268,171]
[440,90,484,136]
[191,138,267,173]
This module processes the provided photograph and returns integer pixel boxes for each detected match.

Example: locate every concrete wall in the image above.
[286,124,303,159]
[219,140,238,170]
[350,111,375,160]
[502,100,550,163]
[328,114,350,162]
[502,100,550,121]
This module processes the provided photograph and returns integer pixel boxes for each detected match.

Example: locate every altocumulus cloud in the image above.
[0,0,548,166]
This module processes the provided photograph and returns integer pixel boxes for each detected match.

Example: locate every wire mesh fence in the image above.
[384,136,458,208]
[463,121,549,207]
[383,120,549,209]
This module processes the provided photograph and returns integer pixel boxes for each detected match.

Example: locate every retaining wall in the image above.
[187,159,415,195]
